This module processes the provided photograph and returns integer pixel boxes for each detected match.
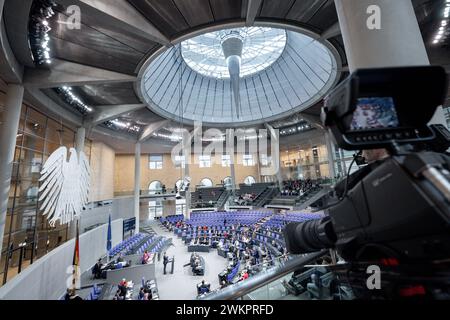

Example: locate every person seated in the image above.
[220,281,228,289]
[91,259,103,279]
[142,250,151,264]
[239,270,249,282]
[118,279,128,297]
[138,287,145,300]
[114,259,129,269]
[143,289,153,300]
[64,288,83,301]
[113,289,124,301]
[194,258,201,268]
[198,280,210,294]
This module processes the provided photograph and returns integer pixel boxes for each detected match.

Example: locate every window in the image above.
[199,155,211,168]
[1,103,84,284]
[260,154,271,166]
[149,181,163,195]
[244,176,256,186]
[243,154,254,166]
[200,178,213,188]
[148,200,163,219]
[174,155,185,168]
[176,199,186,215]
[221,154,231,167]
[149,155,163,170]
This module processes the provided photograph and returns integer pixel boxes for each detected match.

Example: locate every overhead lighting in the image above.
[153,132,182,142]
[29,0,57,66]
[432,3,450,45]
[106,119,141,133]
[56,86,93,114]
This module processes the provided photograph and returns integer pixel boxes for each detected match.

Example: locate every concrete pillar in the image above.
[75,127,86,155]
[184,159,191,220]
[227,130,237,195]
[0,84,24,258]
[325,132,336,180]
[230,162,237,194]
[335,0,447,126]
[134,142,141,233]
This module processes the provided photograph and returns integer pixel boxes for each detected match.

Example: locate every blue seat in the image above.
[90,290,99,300]
[200,286,209,294]
[93,284,102,295]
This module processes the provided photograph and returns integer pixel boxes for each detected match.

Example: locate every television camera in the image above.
[176,176,191,199]
[284,66,450,299]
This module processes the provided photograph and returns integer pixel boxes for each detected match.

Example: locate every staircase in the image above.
[254,187,279,208]
[216,190,231,209]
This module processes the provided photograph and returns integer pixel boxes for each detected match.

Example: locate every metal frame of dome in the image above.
[135,21,343,128]
[181,27,287,79]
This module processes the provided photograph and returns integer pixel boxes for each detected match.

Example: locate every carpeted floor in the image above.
[151,221,229,300]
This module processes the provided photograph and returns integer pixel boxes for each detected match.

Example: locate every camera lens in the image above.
[283,217,337,254]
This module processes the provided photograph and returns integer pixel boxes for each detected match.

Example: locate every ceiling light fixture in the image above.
[29,0,57,66]
[106,119,141,134]
[55,86,93,114]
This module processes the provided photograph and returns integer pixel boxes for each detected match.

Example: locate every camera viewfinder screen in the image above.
[350,97,399,131]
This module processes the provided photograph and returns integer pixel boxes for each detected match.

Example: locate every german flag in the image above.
[72,220,80,289]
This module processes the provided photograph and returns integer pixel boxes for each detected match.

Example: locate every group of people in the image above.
[164,216,288,295]
[91,257,131,280]
[281,179,320,196]
[188,252,204,276]
[234,193,257,206]
[218,225,282,285]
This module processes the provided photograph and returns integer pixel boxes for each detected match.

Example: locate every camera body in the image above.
[284,66,450,264]
[329,152,450,262]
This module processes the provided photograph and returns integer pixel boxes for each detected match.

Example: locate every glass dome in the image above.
[181,27,287,79]
[140,27,341,127]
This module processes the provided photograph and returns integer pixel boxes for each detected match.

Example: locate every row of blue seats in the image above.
[108,233,146,257]
[175,226,237,234]
[136,237,167,255]
[122,235,153,256]
[85,284,102,300]
[161,215,184,224]
[189,214,269,220]
[188,219,261,227]
[264,213,324,228]
[227,261,241,283]
[134,236,158,255]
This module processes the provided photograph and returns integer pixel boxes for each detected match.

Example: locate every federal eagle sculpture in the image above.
[39,147,90,226]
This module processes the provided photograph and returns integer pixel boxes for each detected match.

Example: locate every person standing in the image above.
[163,252,169,275]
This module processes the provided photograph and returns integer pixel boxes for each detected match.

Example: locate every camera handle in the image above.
[422,167,450,203]
[401,151,450,203]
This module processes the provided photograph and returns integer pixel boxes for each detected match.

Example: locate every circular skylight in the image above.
[140,28,342,127]
[181,27,287,79]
